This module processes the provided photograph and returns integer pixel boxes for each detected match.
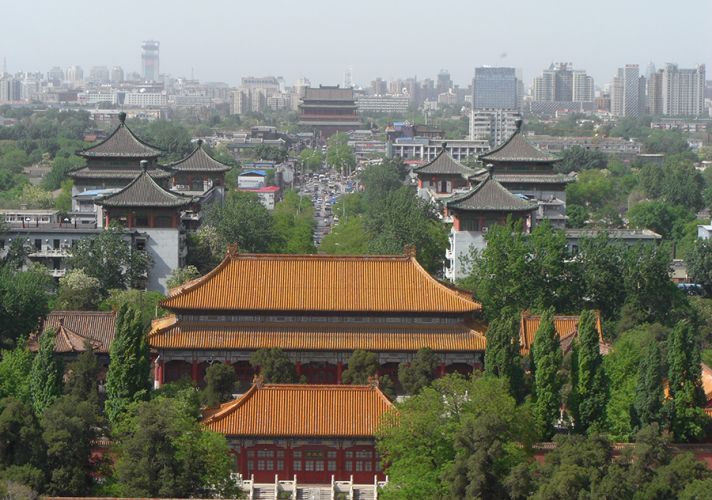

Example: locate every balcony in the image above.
[29,248,71,258]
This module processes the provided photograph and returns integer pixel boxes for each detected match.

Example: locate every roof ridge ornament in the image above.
[368,375,379,388]
[118,111,127,124]
[252,374,264,388]
[226,243,239,259]
[404,244,416,258]
[197,139,204,147]
[140,159,148,171]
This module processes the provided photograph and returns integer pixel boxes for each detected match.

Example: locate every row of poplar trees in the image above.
[484,309,707,441]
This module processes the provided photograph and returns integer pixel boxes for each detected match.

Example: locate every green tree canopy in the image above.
[555,146,608,174]
[398,348,440,395]
[0,264,52,349]
[484,314,524,401]
[208,191,275,253]
[250,348,297,383]
[342,350,379,385]
[28,328,63,415]
[201,363,236,408]
[686,238,712,295]
[54,269,102,311]
[165,265,201,290]
[531,309,563,439]
[271,190,316,254]
[633,340,664,430]
[0,338,33,403]
[0,397,46,490]
[63,345,101,410]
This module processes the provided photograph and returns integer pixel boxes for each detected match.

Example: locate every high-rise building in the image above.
[532,63,593,103]
[473,67,518,110]
[469,108,521,147]
[370,78,387,95]
[0,76,21,102]
[110,66,124,84]
[141,40,160,82]
[65,65,84,85]
[89,66,110,84]
[436,70,452,94]
[611,65,641,117]
[661,63,705,116]
[47,66,64,85]
[647,70,663,115]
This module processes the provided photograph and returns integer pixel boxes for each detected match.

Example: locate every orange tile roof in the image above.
[149,316,487,352]
[161,248,481,314]
[30,311,116,354]
[202,383,394,437]
[702,363,712,403]
[519,311,604,355]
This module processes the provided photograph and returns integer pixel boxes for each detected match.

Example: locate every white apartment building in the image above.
[390,139,489,162]
[469,109,521,147]
[356,95,409,113]
[662,64,706,117]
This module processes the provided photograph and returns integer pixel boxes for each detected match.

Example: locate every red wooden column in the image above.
[191,359,199,384]
[336,444,345,481]
[155,359,164,388]
[295,361,302,378]
[336,362,343,384]
[239,445,248,478]
[438,362,446,377]
[285,442,293,478]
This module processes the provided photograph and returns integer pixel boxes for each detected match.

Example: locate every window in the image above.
[154,215,172,228]
[315,461,325,471]
[345,461,352,472]
[53,239,60,250]
[327,451,336,459]
[305,461,314,471]
[247,460,254,471]
[328,461,336,471]
[135,215,149,227]
[355,461,363,472]
[277,460,284,471]
[293,461,301,471]
[34,239,41,250]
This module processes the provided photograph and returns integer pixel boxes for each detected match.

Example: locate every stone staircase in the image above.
[296,485,332,499]
[252,484,275,500]
[352,485,376,500]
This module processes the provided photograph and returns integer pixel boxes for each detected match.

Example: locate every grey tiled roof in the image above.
[302,86,355,101]
[79,121,162,158]
[69,167,172,180]
[414,150,478,176]
[96,169,194,208]
[31,311,116,354]
[445,175,538,212]
[479,128,557,163]
[493,173,575,184]
[167,140,231,172]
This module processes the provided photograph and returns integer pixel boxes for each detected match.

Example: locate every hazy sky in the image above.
[2,0,710,89]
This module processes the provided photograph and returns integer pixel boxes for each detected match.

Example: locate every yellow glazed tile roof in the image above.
[149,316,487,352]
[202,383,393,437]
[161,249,481,314]
[519,311,603,354]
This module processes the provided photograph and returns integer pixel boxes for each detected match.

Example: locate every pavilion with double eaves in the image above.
[149,246,486,389]
[165,139,231,195]
[412,147,482,201]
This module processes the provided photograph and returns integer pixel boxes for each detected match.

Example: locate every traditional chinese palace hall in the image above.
[202,381,393,484]
[149,246,486,388]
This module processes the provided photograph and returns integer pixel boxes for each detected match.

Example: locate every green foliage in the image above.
[0,397,46,485]
[250,349,297,383]
[28,328,63,415]
[68,224,151,295]
[578,235,627,321]
[687,238,712,295]
[298,148,324,170]
[666,320,707,442]
[64,346,101,410]
[319,217,369,254]
[165,265,201,290]
[112,395,239,498]
[54,269,101,310]
[0,264,52,348]
[326,133,356,174]
[272,190,316,254]
[484,314,524,401]
[41,395,98,496]
[201,363,236,408]
[130,120,193,162]
[253,144,288,163]
[398,348,440,395]
[105,305,150,424]
[532,309,562,440]
[342,350,379,385]
[378,375,533,500]
[41,155,85,191]
[627,200,695,239]
[0,339,33,403]
[186,225,224,274]
[98,288,165,330]
[208,191,275,252]
[639,453,711,499]
[643,129,691,155]
[555,146,608,174]
[565,204,587,228]
[570,310,608,433]
[566,169,615,210]
[633,341,664,430]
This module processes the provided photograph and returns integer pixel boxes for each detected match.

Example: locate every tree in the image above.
[41,395,98,496]
[99,288,165,330]
[686,238,712,295]
[68,225,151,295]
[298,148,324,171]
[555,146,608,174]
[319,217,369,254]
[208,191,274,253]
[642,129,690,155]
[28,328,63,415]
[201,363,236,407]
[566,169,615,211]
[484,314,524,401]
[666,320,707,441]
[186,225,224,274]
[570,310,608,433]
[253,144,288,163]
[105,305,150,424]
[250,348,297,383]
[0,397,46,490]
[54,269,102,310]
[531,309,562,440]
[165,265,200,290]
[0,264,52,349]
[64,345,101,410]
[41,155,85,191]
[112,394,238,498]
[578,235,627,321]
[660,157,704,211]
[398,348,440,395]
[326,132,356,175]
[443,377,535,500]
[639,453,711,499]
[271,190,316,254]
[342,350,379,385]
[0,339,33,403]
[633,341,664,429]
[627,200,694,239]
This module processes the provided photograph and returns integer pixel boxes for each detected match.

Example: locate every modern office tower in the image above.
[89,66,110,84]
[647,69,663,115]
[662,63,706,116]
[436,69,452,94]
[65,65,84,85]
[47,66,64,85]
[0,76,21,102]
[532,63,594,103]
[473,67,519,110]
[141,40,160,82]
[611,65,641,117]
[110,66,124,83]
[370,78,387,95]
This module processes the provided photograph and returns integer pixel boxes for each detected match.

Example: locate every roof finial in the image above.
[367,375,379,388]
[140,159,148,171]
[404,244,416,258]
[226,243,239,258]
[515,118,523,131]
[441,141,448,151]
[118,111,127,124]
[252,374,264,388]
[197,139,204,147]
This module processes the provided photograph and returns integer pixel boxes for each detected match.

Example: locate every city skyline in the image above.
[1,0,710,88]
